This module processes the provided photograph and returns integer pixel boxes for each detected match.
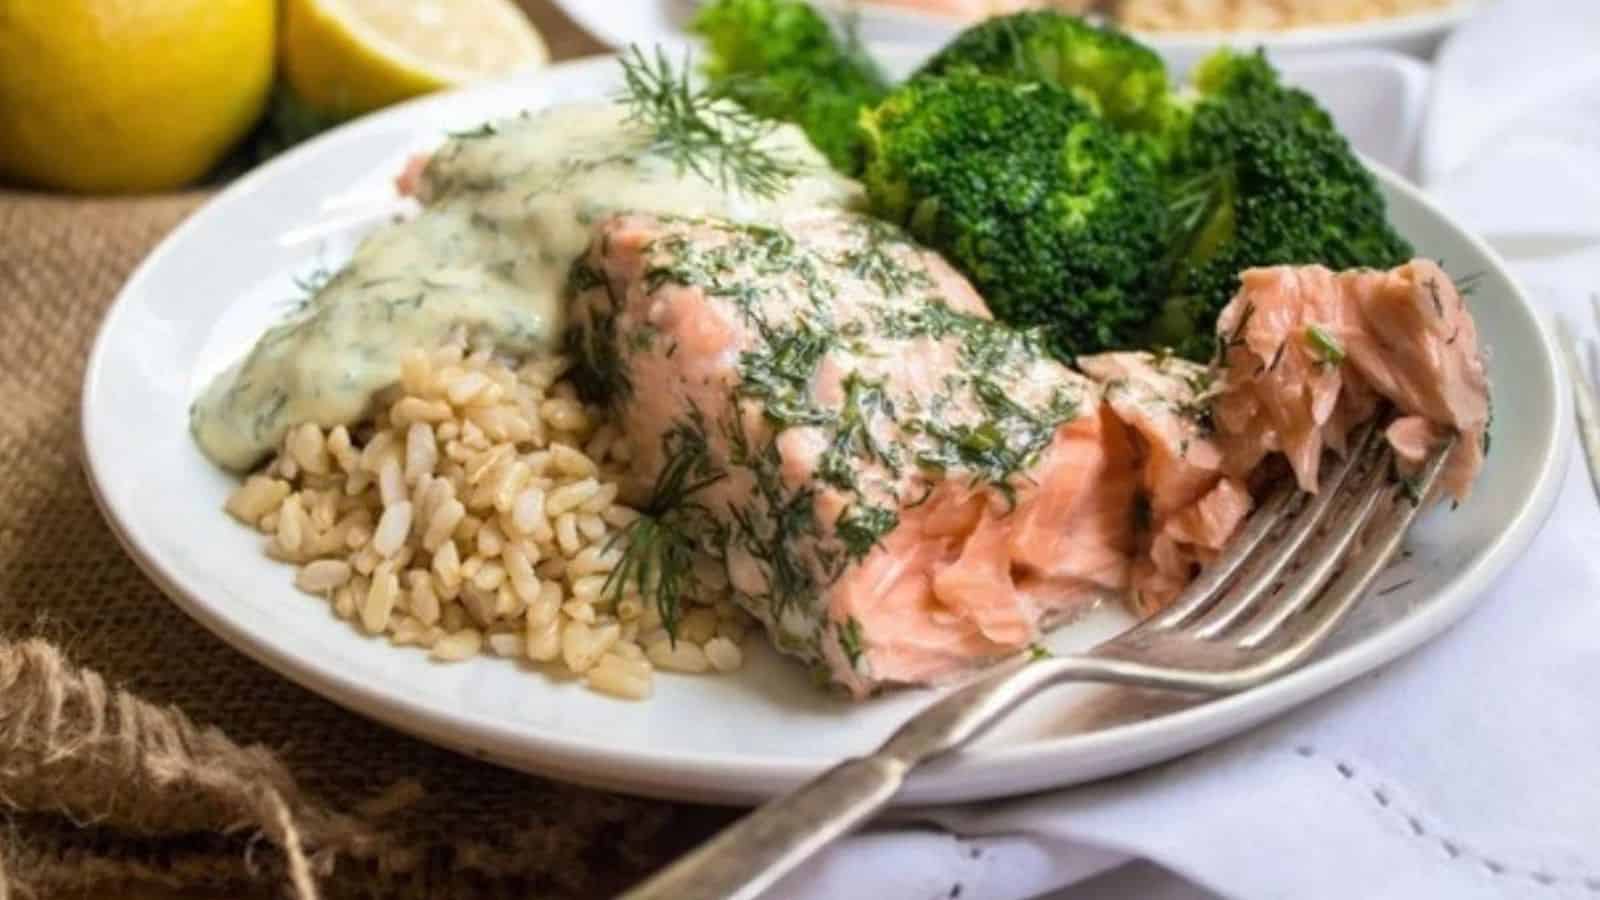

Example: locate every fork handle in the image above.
[621,752,907,900]
[621,655,1196,900]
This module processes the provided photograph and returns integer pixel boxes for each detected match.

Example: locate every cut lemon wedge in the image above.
[283,0,549,118]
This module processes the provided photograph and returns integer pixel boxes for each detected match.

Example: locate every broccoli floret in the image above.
[694,0,890,173]
[1154,50,1413,357]
[916,11,1174,139]
[860,72,1168,359]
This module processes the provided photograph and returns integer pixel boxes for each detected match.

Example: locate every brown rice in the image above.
[226,342,749,701]
[1111,0,1455,31]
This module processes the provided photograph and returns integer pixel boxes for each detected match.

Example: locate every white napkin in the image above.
[776,1,1600,897]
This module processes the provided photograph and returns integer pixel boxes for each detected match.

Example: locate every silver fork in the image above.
[624,421,1452,900]
[1553,298,1600,504]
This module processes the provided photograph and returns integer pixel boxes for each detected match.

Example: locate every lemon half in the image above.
[283,0,549,119]
[0,0,275,193]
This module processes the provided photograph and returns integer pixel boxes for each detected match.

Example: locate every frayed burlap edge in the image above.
[0,636,697,900]
[0,637,398,899]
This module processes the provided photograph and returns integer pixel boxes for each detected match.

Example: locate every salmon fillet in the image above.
[1213,260,1489,502]
[576,216,1488,693]
[569,211,1134,696]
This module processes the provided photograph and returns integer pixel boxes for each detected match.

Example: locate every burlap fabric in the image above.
[0,9,743,899]
[0,184,740,900]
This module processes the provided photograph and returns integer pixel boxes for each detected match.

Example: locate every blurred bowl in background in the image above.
[552,0,1480,72]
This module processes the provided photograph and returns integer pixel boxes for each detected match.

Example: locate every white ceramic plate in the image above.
[83,49,1564,805]
[552,0,1480,73]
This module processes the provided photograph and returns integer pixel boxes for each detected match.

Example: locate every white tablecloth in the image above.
[780,1,1600,897]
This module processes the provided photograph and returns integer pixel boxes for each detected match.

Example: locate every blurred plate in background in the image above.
[551,0,1481,71]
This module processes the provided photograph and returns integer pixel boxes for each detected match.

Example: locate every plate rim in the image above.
[81,50,1568,804]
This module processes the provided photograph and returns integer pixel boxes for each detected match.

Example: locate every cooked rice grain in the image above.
[229,345,749,701]
[1113,0,1453,31]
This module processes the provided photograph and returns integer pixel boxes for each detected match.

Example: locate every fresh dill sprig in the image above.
[602,416,725,640]
[616,44,798,199]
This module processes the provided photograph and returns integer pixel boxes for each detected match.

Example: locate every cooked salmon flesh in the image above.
[571,208,1490,695]
[570,211,1138,696]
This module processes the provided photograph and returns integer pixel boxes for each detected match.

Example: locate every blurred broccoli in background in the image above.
[694,0,890,173]
[860,72,1169,360]
[1151,50,1414,357]
[916,11,1175,141]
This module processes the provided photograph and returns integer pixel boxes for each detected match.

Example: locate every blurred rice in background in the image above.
[864,0,1457,30]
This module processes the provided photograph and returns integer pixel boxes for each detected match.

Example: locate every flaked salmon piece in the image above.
[1079,352,1254,614]
[1215,260,1489,501]
[571,211,1133,696]
[1084,258,1488,615]
[394,153,430,198]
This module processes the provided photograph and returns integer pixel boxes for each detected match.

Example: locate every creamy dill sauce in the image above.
[192,102,862,470]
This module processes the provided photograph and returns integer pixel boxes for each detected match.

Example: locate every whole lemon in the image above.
[0,0,274,193]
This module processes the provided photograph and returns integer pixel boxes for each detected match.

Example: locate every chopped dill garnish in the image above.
[291,264,333,298]
[616,44,798,199]
[839,220,929,297]
[1215,300,1255,365]
[737,318,834,427]
[1304,324,1346,367]
[1184,366,1216,396]
[447,122,499,139]
[1424,278,1445,316]
[1483,393,1494,457]
[1028,643,1053,662]
[1268,341,1287,372]
[910,378,1079,508]
[834,503,898,563]
[1396,473,1423,507]
[1377,578,1416,597]
[838,617,865,669]
[733,438,819,618]
[817,371,897,491]
[1173,396,1216,434]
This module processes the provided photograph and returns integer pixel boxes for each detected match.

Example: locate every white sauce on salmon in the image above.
[192,101,862,471]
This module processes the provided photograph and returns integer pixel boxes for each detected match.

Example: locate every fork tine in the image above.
[1187,422,1386,638]
[1143,479,1299,630]
[1248,438,1454,658]
[1146,419,1381,633]
[1234,442,1395,647]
